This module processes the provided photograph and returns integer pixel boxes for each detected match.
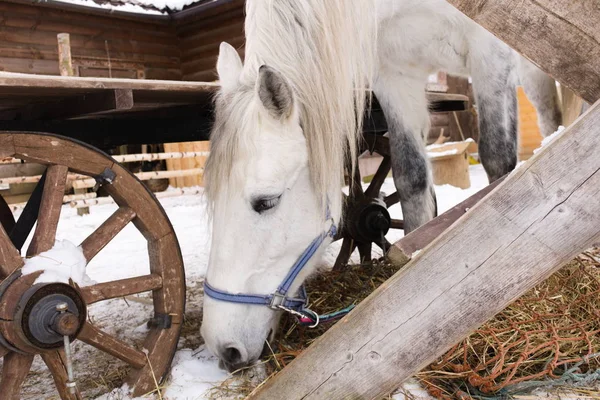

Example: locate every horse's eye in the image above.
[252,195,282,214]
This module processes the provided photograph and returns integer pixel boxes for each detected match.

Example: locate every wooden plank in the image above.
[444,0,600,104]
[248,100,600,399]
[0,26,179,58]
[0,72,218,93]
[0,42,180,68]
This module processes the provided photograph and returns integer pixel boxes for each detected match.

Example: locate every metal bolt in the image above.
[55,302,76,394]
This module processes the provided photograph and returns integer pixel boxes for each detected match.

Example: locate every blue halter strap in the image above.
[203,204,344,327]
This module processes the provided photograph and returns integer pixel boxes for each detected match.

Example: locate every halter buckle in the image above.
[269,293,286,310]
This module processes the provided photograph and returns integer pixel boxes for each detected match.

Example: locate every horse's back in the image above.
[376,0,507,77]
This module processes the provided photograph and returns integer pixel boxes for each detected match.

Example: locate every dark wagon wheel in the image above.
[0,132,185,399]
[333,133,404,270]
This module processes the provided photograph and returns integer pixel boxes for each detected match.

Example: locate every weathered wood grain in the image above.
[249,100,600,399]
[41,349,82,400]
[80,207,136,261]
[79,322,147,369]
[27,164,68,257]
[0,352,34,400]
[0,222,23,278]
[57,33,74,77]
[445,0,600,103]
[0,72,218,92]
[80,274,163,305]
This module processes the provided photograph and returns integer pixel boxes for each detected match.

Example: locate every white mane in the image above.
[205,0,378,214]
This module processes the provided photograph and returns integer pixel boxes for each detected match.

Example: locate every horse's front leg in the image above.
[374,73,437,234]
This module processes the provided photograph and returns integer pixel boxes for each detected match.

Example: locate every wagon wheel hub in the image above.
[0,277,86,354]
[16,283,86,350]
[347,199,391,244]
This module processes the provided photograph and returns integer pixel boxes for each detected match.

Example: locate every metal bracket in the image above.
[147,313,172,329]
[269,293,286,310]
[93,167,116,191]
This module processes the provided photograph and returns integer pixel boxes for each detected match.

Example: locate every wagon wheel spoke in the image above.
[80,274,163,305]
[78,322,147,369]
[0,221,24,279]
[332,238,356,271]
[0,345,9,358]
[349,161,364,199]
[27,165,69,257]
[0,352,35,400]
[384,192,400,208]
[390,219,404,230]
[41,349,82,400]
[80,207,136,262]
[364,156,391,199]
[9,172,46,252]
[357,242,372,263]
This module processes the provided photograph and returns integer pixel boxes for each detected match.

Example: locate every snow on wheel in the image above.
[333,133,404,269]
[0,132,185,399]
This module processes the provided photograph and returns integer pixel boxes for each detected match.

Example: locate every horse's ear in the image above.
[217,42,242,92]
[257,65,294,121]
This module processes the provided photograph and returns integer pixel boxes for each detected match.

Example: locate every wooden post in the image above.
[58,32,88,215]
[443,0,600,104]
[248,100,600,399]
[57,33,75,77]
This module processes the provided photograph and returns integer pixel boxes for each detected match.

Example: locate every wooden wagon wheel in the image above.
[0,132,185,399]
[333,133,404,270]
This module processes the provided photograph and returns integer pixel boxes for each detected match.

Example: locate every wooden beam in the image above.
[249,100,600,399]
[0,72,218,93]
[444,0,600,104]
[0,90,134,120]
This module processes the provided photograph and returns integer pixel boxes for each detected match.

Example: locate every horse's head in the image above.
[201,42,337,371]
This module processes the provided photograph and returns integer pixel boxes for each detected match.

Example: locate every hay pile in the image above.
[215,248,600,399]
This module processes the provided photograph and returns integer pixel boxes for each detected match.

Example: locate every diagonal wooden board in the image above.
[249,100,600,399]
[443,0,600,104]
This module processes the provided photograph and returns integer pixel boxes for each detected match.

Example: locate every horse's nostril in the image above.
[223,346,243,365]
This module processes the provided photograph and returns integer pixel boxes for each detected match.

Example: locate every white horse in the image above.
[201,0,561,371]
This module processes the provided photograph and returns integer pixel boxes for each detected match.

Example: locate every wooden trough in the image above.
[246,1,600,399]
